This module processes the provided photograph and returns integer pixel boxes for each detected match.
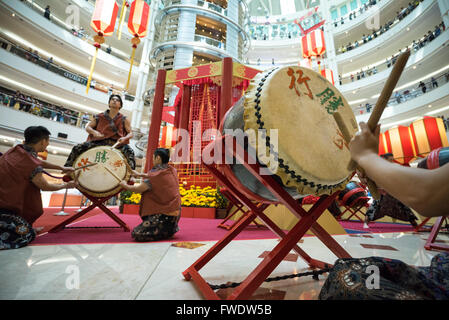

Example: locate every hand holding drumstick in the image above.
[333,49,411,200]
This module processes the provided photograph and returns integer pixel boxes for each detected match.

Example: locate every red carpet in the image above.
[31,207,284,246]
[30,207,416,246]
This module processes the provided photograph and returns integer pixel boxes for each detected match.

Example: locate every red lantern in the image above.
[320,68,334,85]
[379,125,417,165]
[309,29,326,57]
[87,0,119,93]
[301,29,326,71]
[410,116,449,157]
[125,0,150,90]
[301,35,312,59]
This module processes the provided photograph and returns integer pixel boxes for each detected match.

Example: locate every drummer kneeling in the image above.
[119,148,181,242]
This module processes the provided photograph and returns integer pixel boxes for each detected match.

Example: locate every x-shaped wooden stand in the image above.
[48,191,130,233]
[182,136,351,300]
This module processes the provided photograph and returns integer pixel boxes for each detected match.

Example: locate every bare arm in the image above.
[119,180,149,193]
[85,118,104,139]
[116,118,133,146]
[40,160,74,173]
[350,122,449,217]
[32,173,77,191]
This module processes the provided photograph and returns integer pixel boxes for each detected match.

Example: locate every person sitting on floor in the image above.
[119,148,181,242]
[0,126,77,250]
[319,122,449,300]
[362,153,418,229]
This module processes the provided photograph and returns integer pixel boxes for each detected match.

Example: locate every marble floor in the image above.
[0,230,448,300]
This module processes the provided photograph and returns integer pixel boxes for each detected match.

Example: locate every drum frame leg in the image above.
[48,192,130,233]
[414,217,432,232]
[182,136,352,300]
[337,204,367,222]
[424,216,449,252]
[217,189,266,230]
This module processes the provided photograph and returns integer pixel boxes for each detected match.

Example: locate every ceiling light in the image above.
[413,66,416,69]
[428,104,432,108]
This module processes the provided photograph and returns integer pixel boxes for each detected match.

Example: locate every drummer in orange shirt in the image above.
[64,94,136,170]
[119,148,181,242]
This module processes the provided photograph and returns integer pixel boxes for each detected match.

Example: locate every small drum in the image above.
[338,182,369,208]
[417,147,449,169]
[72,146,131,197]
[221,66,358,202]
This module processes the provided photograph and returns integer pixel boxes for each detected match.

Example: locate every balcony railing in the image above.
[339,27,447,85]
[0,36,135,102]
[1,91,91,130]
[194,34,226,50]
[336,0,428,56]
[353,72,449,115]
[19,0,133,63]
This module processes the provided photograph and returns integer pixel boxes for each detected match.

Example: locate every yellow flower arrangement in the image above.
[180,185,226,208]
[125,192,141,205]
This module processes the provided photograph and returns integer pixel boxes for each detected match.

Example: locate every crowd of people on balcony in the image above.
[340,21,445,85]
[0,89,92,129]
[338,1,427,54]
[355,71,449,115]
[333,0,381,26]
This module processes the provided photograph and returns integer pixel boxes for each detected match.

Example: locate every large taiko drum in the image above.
[417,147,449,169]
[221,66,358,202]
[72,146,131,197]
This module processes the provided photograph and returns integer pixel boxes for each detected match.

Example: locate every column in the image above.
[173,0,197,69]
[225,0,239,59]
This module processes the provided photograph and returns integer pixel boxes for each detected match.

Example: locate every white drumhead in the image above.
[74,146,128,193]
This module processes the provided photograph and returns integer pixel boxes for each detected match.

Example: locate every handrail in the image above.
[0,92,91,130]
[0,35,135,101]
[339,28,446,84]
[19,0,134,63]
[353,72,449,114]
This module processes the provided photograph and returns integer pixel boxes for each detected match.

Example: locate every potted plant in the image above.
[119,191,141,215]
[180,185,224,219]
[215,188,229,219]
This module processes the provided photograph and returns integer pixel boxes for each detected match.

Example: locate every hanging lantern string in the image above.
[126,36,140,90]
[86,34,105,94]
[117,0,129,40]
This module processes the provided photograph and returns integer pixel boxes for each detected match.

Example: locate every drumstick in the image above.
[103,165,122,182]
[74,162,98,171]
[348,49,411,171]
[333,112,381,200]
[111,141,121,149]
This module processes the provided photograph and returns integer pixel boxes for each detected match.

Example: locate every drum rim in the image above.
[71,145,131,198]
[242,66,354,196]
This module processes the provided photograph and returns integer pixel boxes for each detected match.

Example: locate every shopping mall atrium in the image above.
[0,0,448,301]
